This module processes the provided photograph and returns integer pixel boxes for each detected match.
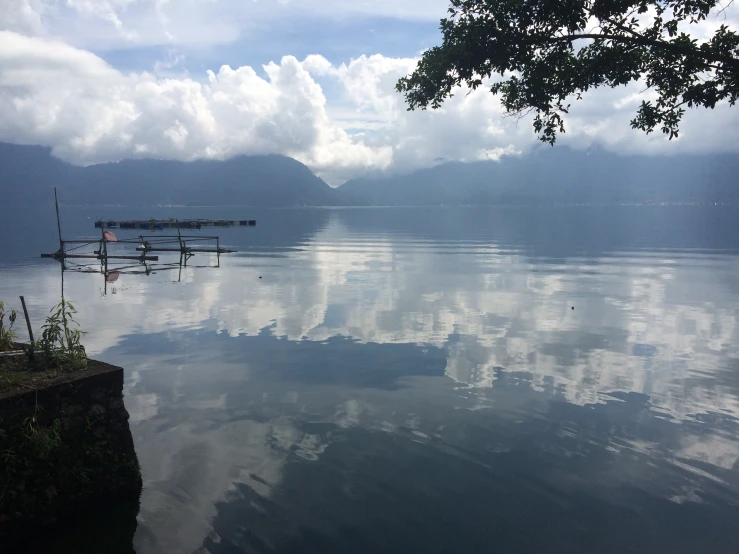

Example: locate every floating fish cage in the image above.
[42,190,240,289]
[95,219,256,230]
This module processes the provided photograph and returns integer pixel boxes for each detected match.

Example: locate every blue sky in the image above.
[99,15,440,76]
[2,0,739,183]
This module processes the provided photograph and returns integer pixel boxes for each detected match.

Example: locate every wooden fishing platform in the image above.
[128,234,236,255]
[43,234,236,262]
[95,219,256,230]
[41,252,159,262]
[42,190,238,266]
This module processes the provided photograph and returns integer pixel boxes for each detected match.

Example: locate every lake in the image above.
[2,205,739,553]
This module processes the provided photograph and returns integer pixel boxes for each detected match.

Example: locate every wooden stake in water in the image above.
[54,187,63,253]
[19,296,34,344]
[19,295,35,360]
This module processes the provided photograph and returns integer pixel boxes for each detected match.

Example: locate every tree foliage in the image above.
[396,0,739,143]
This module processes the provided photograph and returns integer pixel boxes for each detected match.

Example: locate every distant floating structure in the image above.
[38,189,247,295]
[95,219,256,230]
[42,189,240,265]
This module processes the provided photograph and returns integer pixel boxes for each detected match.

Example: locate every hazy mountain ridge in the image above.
[338,147,739,205]
[2,142,738,206]
[0,143,336,206]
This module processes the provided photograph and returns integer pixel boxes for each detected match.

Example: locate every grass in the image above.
[0,299,89,395]
[0,352,94,396]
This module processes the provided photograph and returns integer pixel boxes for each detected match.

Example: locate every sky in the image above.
[2,1,739,184]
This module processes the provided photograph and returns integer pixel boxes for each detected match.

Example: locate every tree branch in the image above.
[543,32,739,70]
[716,0,735,19]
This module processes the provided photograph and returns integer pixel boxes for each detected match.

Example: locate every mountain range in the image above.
[2,142,738,206]
[0,143,335,207]
[341,147,739,205]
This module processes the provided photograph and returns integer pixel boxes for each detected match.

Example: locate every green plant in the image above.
[22,416,62,458]
[33,299,87,370]
[0,300,18,352]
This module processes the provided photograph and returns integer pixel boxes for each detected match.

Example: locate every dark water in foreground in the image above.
[3,205,739,553]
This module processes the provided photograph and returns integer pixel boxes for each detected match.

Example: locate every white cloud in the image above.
[2,0,46,35]
[311,52,739,178]
[2,2,739,184]
[1,0,450,49]
[6,0,737,55]
[478,145,521,162]
[0,31,392,180]
[0,31,533,182]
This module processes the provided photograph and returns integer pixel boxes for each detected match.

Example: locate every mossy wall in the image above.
[0,361,142,546]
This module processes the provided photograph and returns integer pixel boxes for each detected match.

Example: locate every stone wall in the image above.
[0,360,142,546]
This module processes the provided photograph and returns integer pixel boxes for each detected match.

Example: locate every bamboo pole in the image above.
[41,254,160,261]
[18,296,34,344]
[19,296,34,360]
[134,247,236,254]
[54,187,63,253]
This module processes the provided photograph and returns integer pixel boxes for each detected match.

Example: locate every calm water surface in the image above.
[2,206,739,553]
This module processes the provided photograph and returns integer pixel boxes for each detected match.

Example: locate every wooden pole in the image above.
[101,220,107,261]
[41,253,160,261]
[54,187,63,253]
[176,220,183,250]
[19,296,34,344]
[134,247,235,253]
[19,295,35,360]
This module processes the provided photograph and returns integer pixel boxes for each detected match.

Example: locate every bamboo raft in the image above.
[42,190,238,264]
[95,219,256,230]
[37,189,242,294]
[134,235,236,255]
[43,234,236,261]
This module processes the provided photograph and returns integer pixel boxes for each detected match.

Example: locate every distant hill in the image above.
[0,143,336,206]
[2,142,739,207]
[338,147,739,205]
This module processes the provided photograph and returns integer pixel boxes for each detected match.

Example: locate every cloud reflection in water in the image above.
[2,206,739,552]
